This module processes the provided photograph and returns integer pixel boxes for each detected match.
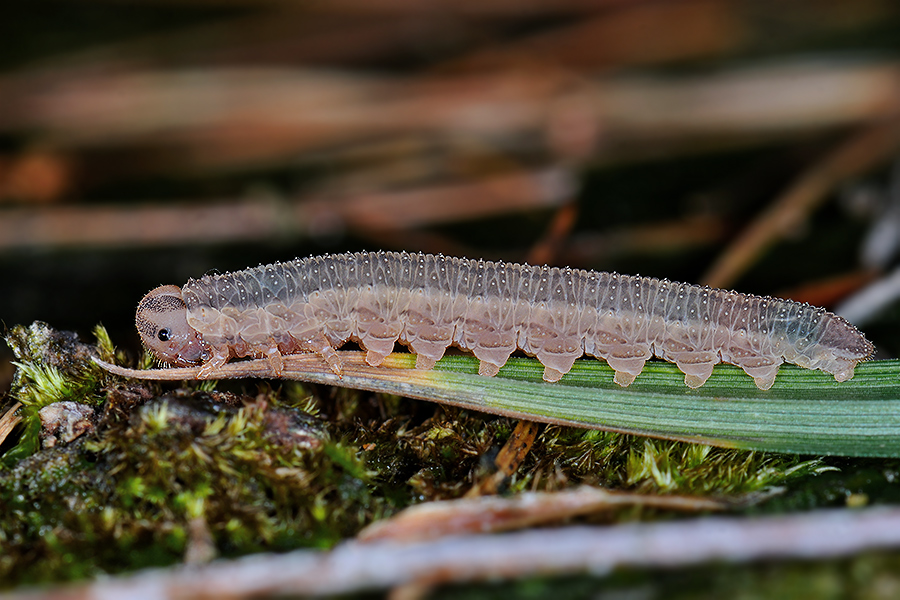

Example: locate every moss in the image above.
[0,324,389,585]
[2,322,109,466]
[521,426,827,498]
[0,382,390,585]
[758,457,900,514]
[0,321,883,590]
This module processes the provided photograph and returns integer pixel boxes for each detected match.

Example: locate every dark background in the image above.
[3,0,900,388]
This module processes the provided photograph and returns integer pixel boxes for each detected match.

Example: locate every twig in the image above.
[362,486,728,542]
[774,270,875,309]
[526,201,578,266]
[7,507,900,599]
[2,61,899,173]
[0,169,569,249]
[836,264,900,327]
[465,419,541,497]
[859,159,900,270]
[0,402,23,447]
[701,120,900,289]
[453,0,741,70]
[560,213,728,265]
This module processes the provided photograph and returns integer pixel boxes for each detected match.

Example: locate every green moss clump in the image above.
[0,384,392,585]
[518,426,827,499]
[0,324,393,586]
[6,322,109,407]
[2,322,110,466]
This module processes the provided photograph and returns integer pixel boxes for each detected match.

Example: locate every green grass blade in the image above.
[423,356,900,457]
[94,354,900,458]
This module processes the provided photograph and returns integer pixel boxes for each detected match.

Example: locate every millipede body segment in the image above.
[135,251,874,390]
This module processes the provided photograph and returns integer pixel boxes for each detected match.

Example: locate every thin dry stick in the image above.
[362,486,727,542]
[452,0,742,71]
[8,507,900,599]
[0,402,22,447]
[775,269,875,309]
[702,119,900,289]
[464,420,541,497]
[561,213,728,265]
[3,61,899,169]
[525,201,579,267]
[836,264,900,326]
[0,169,568,249]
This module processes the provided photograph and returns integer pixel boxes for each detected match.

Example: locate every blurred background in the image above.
[3,0,900,391]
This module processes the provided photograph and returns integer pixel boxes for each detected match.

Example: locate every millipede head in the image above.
[136,285,208,366]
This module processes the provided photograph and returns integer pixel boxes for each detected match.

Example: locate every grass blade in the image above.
[94,353,900,458]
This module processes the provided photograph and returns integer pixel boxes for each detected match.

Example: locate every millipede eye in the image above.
[157,328,172,342]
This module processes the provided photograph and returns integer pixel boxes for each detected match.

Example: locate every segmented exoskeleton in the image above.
[136,251,874,389]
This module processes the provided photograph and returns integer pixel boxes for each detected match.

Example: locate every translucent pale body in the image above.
[160,251,875,390]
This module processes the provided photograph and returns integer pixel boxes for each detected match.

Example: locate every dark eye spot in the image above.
[157,328,171,342]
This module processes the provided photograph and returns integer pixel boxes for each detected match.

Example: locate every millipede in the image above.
[135,251,874,390]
